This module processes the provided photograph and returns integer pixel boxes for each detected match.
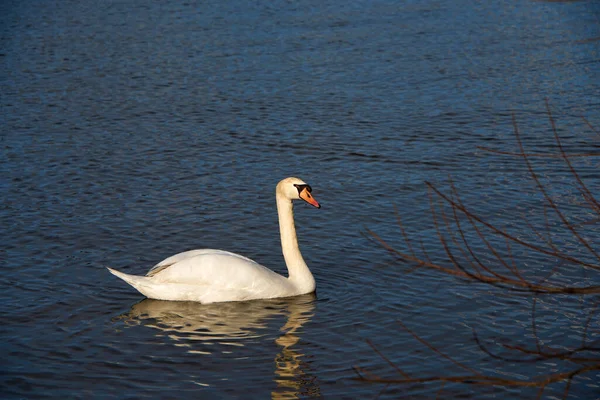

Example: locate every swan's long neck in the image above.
[276,193,315,293]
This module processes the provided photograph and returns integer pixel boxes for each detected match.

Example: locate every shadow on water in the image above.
[117,294,320,399]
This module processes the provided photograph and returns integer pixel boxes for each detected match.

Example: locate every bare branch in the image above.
[354,364,600,386]
[513,111,600,263]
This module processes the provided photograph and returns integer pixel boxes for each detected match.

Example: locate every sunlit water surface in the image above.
[2,0,599,398]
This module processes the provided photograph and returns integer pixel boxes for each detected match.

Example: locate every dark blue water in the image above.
[2,0,599,398]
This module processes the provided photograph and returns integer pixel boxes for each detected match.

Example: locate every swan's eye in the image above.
[294,184,312,195]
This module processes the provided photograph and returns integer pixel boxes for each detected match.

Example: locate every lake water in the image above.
[2,0,599,398]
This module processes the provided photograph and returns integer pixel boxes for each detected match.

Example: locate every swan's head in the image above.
[277,177,321,209]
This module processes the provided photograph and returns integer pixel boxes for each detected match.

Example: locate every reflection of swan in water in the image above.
[120,294,320,398]
[272,300,321,399]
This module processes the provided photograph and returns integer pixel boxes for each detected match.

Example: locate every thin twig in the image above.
[532,296,542,353]
[398,320,480,375]
[582,299,600,346]
[535,385,546,400]
[366,339,411,379]
[438,186,484,277]
[476,146,598,158]
[448,184,507,281]
[562,376,573,400]
[394,204,415,257]
[545,99,600,214]
[581,115,599,136]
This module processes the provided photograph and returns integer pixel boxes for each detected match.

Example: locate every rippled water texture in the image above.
[2,0,599,398]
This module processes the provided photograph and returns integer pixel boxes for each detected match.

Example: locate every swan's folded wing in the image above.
[148,251,290,292]
[147,249,215,277]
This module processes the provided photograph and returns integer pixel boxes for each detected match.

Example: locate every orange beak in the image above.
[299,188,321,208]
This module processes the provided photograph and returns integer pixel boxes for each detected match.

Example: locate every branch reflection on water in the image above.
[120,294,320,398]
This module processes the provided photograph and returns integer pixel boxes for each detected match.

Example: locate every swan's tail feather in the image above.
[107,267,210,302]
[107,267,151,292]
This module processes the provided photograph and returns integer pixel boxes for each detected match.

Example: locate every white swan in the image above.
[108,177,321,303]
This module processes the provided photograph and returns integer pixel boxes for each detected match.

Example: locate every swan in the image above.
[108,177,321,303]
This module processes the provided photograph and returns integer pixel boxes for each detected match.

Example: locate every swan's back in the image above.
[146,249,257,277]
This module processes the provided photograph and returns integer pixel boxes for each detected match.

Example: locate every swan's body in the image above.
[108,177,321,303]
